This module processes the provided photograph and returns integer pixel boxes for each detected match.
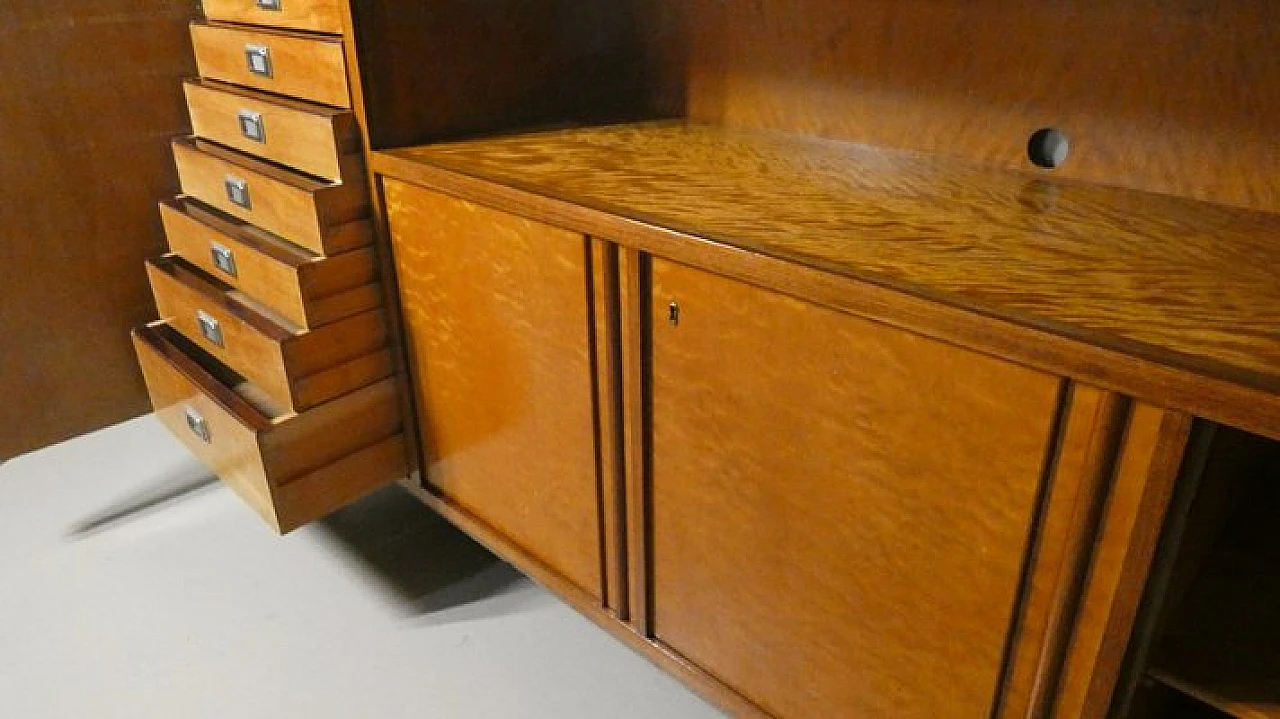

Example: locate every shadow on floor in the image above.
[315,485,544,621]
[65,465,219,538]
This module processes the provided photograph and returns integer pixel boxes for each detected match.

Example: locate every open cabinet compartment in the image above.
[1122,425,1280,718]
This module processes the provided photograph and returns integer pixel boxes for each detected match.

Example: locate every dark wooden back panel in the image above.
[635,0,1280,212]
[0,1,194,460]
[349,0,657,149]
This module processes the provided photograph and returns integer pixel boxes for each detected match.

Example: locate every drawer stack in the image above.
[132,1,404,533]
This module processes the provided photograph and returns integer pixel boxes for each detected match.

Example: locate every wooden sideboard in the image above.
[371,123,1279,718]
[123,1,1278,716]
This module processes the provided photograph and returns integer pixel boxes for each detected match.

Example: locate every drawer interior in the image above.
[135,321,290,426]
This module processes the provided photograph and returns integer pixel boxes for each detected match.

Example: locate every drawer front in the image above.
[160,197,379,329]
[147,255,393,413]
[133,322,406,533]
[200,0,347,34]
[185,80,358,181]
[133,322,280,525]
[172,137,370,255]
[147,256,295,408]
[190,23,349,108]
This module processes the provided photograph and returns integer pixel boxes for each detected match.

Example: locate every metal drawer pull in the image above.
[184,406,211,443]
[224,175,251,210]
[244,44,273,78]
[211,242,237,278]
[255,0,282,10]
[237,109,266,143]
[197,310,225,348]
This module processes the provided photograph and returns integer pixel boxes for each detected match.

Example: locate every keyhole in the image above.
[668,301,680,327]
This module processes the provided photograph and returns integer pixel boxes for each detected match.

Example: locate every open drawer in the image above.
[132,321,405,533]
[160,196,378,331]
[146,253,391,414]
[172,136,369,256]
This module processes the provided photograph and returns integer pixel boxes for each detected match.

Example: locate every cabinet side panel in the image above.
[385,180,603,599]
[649,259,1063,718]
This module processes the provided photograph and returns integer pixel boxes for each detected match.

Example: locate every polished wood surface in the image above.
[173,137,370,255]
[184,79,359,181]
[647,258,1062,718]
[636,0,1280,213]
[160,197,378,329]
[0,1,194,460]
[200,0,346,34]
[618,247,650,633]
[147,255,390,412]
[374,123,1280,439]
[999,385,1128,719]
[590,240,628,616]
[384,180,603,599]
[190,22,350,108]
[133,322,402,532]
[1054,404,1192,718]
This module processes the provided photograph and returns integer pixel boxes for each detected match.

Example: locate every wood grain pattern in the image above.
[0,0,194,460]
[272,434,407,533]
[173,136,370,255]
[590,239,628,616]
[374,123,1280,437]
[160,197,377,329]
[1053,404,1192,718]
[648,258,1063,718]
[635,0,1280,213]
[184,79,359,181]
[133,322,402,533]
[384,180,603,599]
[147,255,390,412]
[619,247,650,633]
[200,0,347,34]
[190,21,350,108]
[999,385,1128,719]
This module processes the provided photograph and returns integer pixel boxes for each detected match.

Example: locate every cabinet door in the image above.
[649,259,1063,718]
[385,181,602,599]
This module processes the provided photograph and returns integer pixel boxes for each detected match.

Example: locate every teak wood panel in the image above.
[647,258,1064,718]
[200,0,347,34]
[384,180,603,599]
[636,0,1280,213]
[184,79,359,182]
[146,255,390,413]
[374,124,1280,440]
[172,137,370,255]
[133,322,402,533]
[160,197,378,329]
[189,22,350,108]
[0,1,194,460]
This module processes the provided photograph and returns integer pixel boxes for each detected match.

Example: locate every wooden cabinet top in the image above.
[372,122,1280,438]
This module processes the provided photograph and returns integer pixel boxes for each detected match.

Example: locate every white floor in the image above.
[0,416,724,719]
